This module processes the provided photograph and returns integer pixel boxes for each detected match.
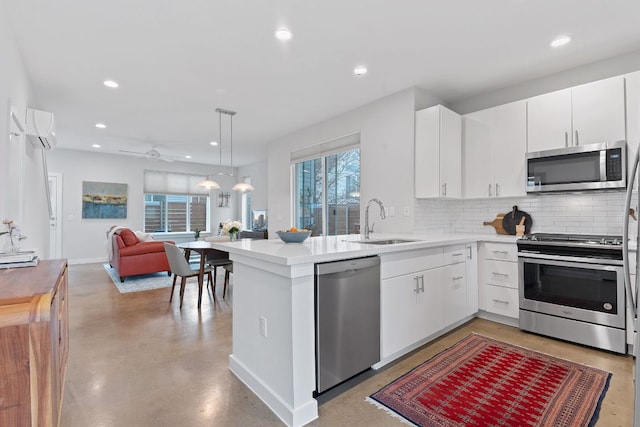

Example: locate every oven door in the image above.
[518,255,625,329]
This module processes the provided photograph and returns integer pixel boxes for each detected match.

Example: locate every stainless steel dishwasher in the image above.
[315,256,380,394]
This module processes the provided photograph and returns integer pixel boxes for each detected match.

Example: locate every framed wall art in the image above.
[82,181,128,219]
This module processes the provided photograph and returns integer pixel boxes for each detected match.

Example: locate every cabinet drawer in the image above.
[484,285,519,318]
[443,245,466,265]
[381,248,444,279]
[484,260,518,289]
[483,242,518,262]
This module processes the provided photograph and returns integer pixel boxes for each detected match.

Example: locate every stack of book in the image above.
[0,251,39,269]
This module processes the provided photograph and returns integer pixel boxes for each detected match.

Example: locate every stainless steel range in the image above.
[517,233,626,354]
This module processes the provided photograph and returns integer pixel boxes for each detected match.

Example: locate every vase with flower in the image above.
[222,220,242,242]
[1,219,27,253]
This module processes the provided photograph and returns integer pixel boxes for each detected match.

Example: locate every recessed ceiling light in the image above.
[92,144,101,148]
[550,35,571,48]
[103,80,119,88]
[95,123,106,129]
[210,141,218,146]
[353,66,368,76]
[185,155,192,159]
[275,27,292,41]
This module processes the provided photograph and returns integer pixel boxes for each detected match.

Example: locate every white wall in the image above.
[451,48,640,114]
[0,1,51,257]
[47,148,239,264]
[238,160,268,212]
[267,87,441,237]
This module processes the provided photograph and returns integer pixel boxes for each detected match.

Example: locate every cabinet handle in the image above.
[565,131,569,148]
[452,276,464,280]
[492,299,509,305]
[492,272,509,277]
[413,276,420,294]
[575,130,579,146]
[452,252,464,257]
[442,183,447,196]
[419,275,425,293]
[488,184,492,197]
[495,183,500,197]
[492,250,508,255]
[466,245,473,260]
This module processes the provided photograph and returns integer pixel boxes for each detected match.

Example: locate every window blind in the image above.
[290,132,360,163]
[143,170,209,196]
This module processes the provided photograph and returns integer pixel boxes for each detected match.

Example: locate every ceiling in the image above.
[5,0,640,167]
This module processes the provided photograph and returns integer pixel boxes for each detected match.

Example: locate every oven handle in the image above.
[518,252,623,268]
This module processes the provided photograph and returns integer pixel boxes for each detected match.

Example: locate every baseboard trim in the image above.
[228,355,318,427]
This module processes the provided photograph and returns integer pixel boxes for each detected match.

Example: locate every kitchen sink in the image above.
[353,239,418,245]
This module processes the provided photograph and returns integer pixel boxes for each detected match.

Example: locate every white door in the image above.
[48,173,62,259]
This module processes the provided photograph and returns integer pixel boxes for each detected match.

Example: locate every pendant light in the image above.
[198,108,232,189]
[232,177,254,192]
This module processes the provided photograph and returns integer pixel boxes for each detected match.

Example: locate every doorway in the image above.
[48,173,62,258]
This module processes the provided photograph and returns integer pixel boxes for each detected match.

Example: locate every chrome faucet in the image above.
[364,198,386,240]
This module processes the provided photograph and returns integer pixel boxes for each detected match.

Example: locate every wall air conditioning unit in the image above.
[25,108,56,150]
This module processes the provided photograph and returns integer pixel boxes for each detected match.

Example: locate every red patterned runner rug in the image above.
[369,334,611,427]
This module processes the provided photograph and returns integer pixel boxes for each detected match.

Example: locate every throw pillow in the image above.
[119,228,140,246]
[134,230,155,242]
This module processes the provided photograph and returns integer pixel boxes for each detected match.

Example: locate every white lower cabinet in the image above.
[380,243,478,361]
[479,242,519,320]
[381,266,444,358]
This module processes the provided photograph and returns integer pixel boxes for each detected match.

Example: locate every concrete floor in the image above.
[61,263,634,426]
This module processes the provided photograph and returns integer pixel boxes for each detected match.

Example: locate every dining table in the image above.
[176,240,230,303]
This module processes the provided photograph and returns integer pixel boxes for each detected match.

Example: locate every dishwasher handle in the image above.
[315,256,380,276]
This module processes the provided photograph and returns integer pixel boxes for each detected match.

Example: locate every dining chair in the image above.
[164,242,213,309]
[205,250,232,297]
[222,263,233,298]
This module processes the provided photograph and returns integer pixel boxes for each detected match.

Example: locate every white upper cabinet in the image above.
[463,101,527,198]
[527,76,626,152]
[415,105,462,198]
[527,88,572,152]
[625,71,640,172]
[492,101,527,198]
[463,109,494,198]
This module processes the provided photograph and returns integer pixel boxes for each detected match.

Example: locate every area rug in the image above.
[368,334,611,427]
[103,263,175,293]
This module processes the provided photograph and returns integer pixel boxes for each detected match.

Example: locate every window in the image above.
[143,171,210,233]
[293,139,360,236]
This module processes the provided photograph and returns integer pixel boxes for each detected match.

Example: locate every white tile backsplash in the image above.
[414,191,638,237]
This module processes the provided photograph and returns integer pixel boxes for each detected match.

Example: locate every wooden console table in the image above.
[0,259,69,427]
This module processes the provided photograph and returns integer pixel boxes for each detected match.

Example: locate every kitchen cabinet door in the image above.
[492,101,527,197]
[415,105,461,198]
[527,88,572,152]
[463,109,494,198]
[381,267,445,358]
[444,262,467,326]
[572,76,626,147]
[380,273,423,358]
[421,267,445,338]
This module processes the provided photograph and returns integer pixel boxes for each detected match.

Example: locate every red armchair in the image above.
[109,228,173,282]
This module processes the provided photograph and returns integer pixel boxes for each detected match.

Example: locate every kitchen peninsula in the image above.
[211,233,516,427]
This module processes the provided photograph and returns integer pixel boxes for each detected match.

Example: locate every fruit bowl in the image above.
[276,230,312,243]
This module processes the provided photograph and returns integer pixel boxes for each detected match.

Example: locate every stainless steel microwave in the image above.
[526,141,626,193]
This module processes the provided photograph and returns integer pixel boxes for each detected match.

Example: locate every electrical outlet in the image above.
[259,316,268,338]
[388,206,395,217]
[403,206,410,217]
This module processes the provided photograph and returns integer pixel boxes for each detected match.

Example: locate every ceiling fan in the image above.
[118,146,179,162]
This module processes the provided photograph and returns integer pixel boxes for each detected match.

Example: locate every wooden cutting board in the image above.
[483,213,509,235]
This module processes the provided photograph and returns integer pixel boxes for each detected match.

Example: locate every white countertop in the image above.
[209,232,519,265]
